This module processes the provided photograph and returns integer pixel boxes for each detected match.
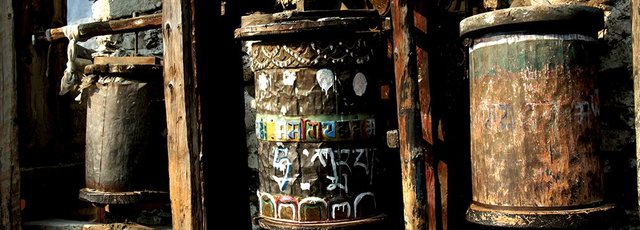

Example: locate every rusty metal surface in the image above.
[241,11,385,227]
[84,63,167,203]
[463,6,610,228]
[459,5,603,38]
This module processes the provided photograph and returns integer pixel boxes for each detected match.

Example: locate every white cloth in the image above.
[59,25,80,96]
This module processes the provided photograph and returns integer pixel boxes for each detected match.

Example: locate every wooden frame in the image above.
[0,0,21,229]
[633,0,640,214]
[162,0,249,228]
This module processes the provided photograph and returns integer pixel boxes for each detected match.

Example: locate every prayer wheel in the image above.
[236,10,387,229]
[460,5,613,228]
[80,57,168,204]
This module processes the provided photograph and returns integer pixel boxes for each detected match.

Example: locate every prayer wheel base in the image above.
[257,214,386,230]
[79,188,168,205]
[466,202,615,228]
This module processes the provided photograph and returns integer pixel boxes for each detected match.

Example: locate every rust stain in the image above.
[468,36,604,209]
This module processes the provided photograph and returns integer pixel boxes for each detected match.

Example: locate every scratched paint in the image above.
[463,8,609,228]
[469,34,604,207]
[316,68,335,94]
[283,70,297,86]
[353,72,367,96]
[258,72,270,90]
[257,142,379,222]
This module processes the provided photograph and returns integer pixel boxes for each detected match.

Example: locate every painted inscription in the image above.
[256,114,376,142]
[260,145,378,222]
[481,102,514,132]
[480,99,599,133]
[258,191,377,222]
[271,144,299,192]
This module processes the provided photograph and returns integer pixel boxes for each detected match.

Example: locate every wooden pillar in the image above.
[0,0,21,228]
[633,0,640,214]
[412,1,447,230]
[412,1,439,230]
[391,0,428,229]
[162,0,248,228]
[162,0,206,229]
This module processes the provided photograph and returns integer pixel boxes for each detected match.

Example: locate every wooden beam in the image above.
[633,0,640,214]
[391,0,428,229]
[45,13,162,42]
[413,1,439,229]
[162,1,205,229]
[0,0,21,228]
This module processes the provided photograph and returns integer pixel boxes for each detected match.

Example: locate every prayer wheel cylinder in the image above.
[460,5,613,228]
[236,10,386,229]
[80,58,168,204]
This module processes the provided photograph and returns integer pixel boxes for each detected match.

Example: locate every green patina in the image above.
[470,38,596,78]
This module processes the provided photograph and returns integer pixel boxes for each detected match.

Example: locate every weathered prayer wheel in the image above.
[236,10,386,229]
[460,5,613,228]
[80,57,168,204]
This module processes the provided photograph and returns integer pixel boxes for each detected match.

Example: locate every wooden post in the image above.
[413,1,439,230]
[633,0,640,214]
[162,0,248,228]
[0,0,21,228]
[162,0,205,229]
[391,0,428,229]
[45,14,162,42]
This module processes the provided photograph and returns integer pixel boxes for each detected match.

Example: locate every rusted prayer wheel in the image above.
[460,5,613,228]
[236,10,386,229]
[80,57,168,204]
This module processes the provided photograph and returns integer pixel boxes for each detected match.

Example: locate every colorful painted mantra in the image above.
[257,191,377,222]
[255,114,376,142]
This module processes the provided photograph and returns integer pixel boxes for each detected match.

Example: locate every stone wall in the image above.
[68,0,163,57]
[597,0,639,228]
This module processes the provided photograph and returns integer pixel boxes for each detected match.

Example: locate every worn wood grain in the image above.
[412,1,440,229]
[162,0,205,229]
[46,14,162,42]
[391,0,428,229]
[84,63,166,196]
[633,0,640,212]
[0,0,20,228]
[93,56,160,65]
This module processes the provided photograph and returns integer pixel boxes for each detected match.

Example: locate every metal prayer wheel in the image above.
[460,5,613,228]
[80,57,168,204]
[236,10,386,229]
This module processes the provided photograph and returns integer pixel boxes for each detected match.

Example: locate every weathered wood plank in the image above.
[633,0,640,213]
[391,0,428,229]
[0,0,21,228]
[162,0,205,229]
[412,1,439,229]
[93,56,160,65]
[46,14,162,42]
